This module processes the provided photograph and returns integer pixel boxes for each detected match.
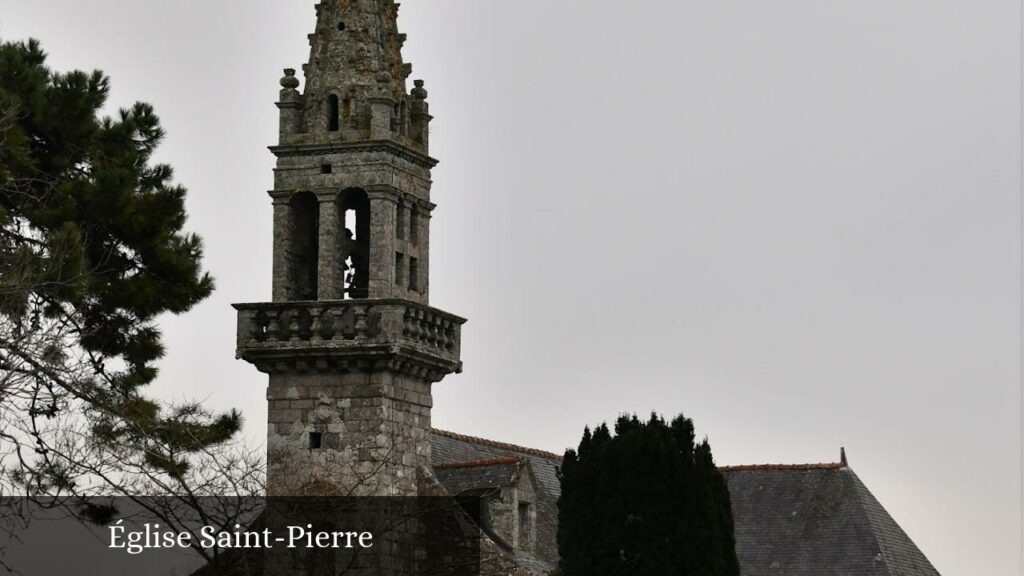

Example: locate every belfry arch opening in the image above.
[338,188,370,299]
[288,191,320,301]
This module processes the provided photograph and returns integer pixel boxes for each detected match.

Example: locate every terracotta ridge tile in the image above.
[718,462,846,472]
[434,457,522,470]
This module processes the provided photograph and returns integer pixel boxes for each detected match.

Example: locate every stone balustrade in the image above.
[233,299,465,375]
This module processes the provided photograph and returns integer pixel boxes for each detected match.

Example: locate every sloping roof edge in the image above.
[432,429,564,462]
[848,468,942,576]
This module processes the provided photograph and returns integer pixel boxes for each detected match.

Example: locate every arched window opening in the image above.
[338,188,370,299]
[288,192,320,300]
[326,94,340,132]
[399,100,408,136]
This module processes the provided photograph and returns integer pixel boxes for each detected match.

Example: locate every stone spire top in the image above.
[302,0,410,101]
[274,0,430,150]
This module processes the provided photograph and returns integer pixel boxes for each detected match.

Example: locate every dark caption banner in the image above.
[0,497,482,575]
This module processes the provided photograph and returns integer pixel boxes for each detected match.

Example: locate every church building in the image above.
[231,2,943,574]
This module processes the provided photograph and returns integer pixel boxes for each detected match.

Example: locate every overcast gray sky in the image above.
[3,1,1021,574]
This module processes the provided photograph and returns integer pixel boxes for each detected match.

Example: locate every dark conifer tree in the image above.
[558,413,740,576]
[0,38,239,489]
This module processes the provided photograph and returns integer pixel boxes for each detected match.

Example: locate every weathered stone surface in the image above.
[235,0,462,506]
[224,2,617,574]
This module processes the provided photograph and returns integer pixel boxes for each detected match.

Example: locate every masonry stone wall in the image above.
[265,369,434,497]
[483,466,539,556]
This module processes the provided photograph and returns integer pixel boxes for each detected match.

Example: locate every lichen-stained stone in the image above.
[233,0,463,506]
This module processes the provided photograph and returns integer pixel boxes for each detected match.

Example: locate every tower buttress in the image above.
[234,0,462,498]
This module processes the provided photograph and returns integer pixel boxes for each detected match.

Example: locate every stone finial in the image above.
[411,79,428,100]
[280,68,300,90]
[840,447,848,467]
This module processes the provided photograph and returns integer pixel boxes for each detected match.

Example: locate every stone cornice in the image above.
[242,344,462,380]
[269,139,438,169]
[267,186,409,203]
[399,193,437,213]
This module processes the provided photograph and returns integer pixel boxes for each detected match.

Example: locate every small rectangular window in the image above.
[309,432,323,450]
[397,202,406,240]
[409,257,419,292]
[320,164,332,174]
[518,502,531,550]
[410,207,420,242]
[327,95,340,132]
[395,253,405,286]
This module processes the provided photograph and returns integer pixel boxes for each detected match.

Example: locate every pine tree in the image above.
[0,37,246,493]
[558,413,740,576]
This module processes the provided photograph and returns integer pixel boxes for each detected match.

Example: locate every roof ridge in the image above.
[434,457,522,470]
[718,462,846,472]
[431,429,564,461]
[432,429,853,472]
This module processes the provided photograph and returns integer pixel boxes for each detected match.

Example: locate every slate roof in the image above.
[430,429,562,495]
[434,458,523,495]
[725,464,941,576]
[429,429,942,576]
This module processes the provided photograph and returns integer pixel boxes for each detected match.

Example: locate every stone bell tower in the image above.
[233,0,464,497]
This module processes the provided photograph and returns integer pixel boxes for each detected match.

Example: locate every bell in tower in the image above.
[233,0,464,498]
